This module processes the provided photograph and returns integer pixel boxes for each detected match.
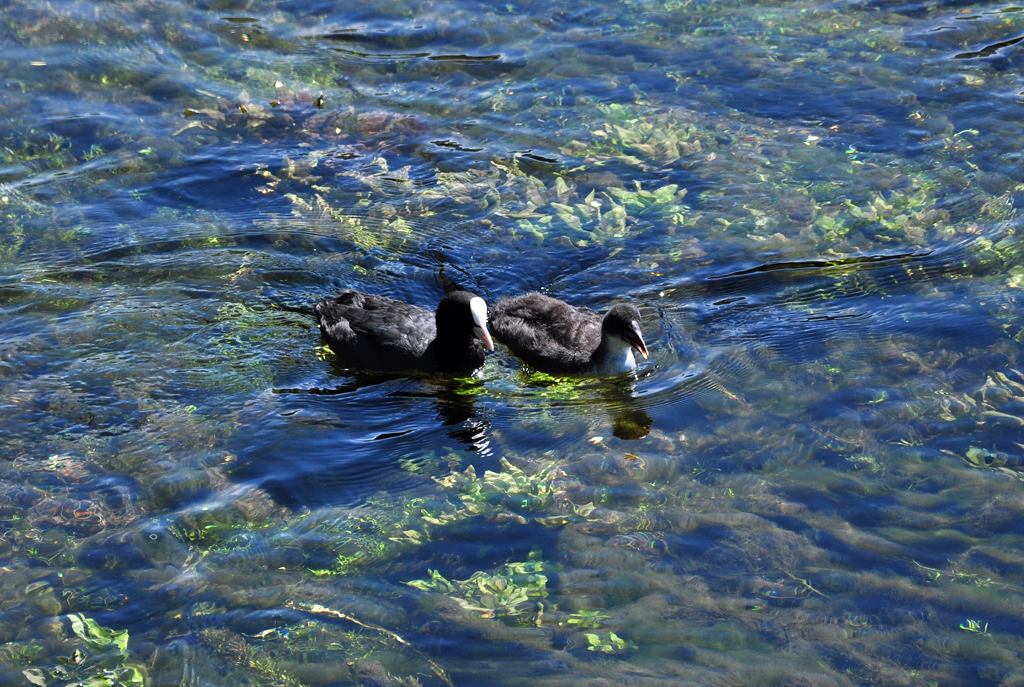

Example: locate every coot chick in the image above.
[490,293,648,376]
[314,290,494,374]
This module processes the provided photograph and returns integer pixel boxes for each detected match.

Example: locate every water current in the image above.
[3,0,1024,684]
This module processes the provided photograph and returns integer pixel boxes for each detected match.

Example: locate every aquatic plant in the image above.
[16,614,144,687]
[405,560,549,621]
[566,609,609,629]
[564,103,706,170]
[583,631,634,654]
[434,457,563,514]
[959,618,990,636]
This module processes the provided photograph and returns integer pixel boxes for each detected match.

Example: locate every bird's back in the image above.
[490,293,602,373]
[315,291,435,372]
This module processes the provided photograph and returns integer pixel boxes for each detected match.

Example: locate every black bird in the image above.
[490,293,648,376]
[314,290,494,374]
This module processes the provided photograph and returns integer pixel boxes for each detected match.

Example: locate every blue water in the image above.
[3,0,1024,684]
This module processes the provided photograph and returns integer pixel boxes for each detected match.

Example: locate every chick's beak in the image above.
[631,321,648,360]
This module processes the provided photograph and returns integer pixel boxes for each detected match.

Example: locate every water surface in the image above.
[3,0,1024,685]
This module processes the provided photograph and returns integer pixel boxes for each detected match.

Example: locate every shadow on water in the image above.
[609,402,653,440]
[245,361,659,510]
[235,370,499,510]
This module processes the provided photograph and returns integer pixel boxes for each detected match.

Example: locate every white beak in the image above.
[470,297,495,351]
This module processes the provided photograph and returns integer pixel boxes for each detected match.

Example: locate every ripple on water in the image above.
[6,0,1024,683]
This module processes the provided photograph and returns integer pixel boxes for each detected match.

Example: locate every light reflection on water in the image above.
[2,0,1024,684]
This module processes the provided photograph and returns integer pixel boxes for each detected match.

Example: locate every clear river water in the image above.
[3,0,1024,685]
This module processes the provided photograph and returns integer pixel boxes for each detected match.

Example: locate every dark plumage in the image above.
[490,293,648,376]
[314,290,494,374]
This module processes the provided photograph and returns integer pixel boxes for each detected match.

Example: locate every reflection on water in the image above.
[253,373,497,509]
[4,0,1024,683]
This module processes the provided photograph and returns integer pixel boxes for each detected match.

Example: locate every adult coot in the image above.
[314,290,494,374]
[490,293,648,376]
